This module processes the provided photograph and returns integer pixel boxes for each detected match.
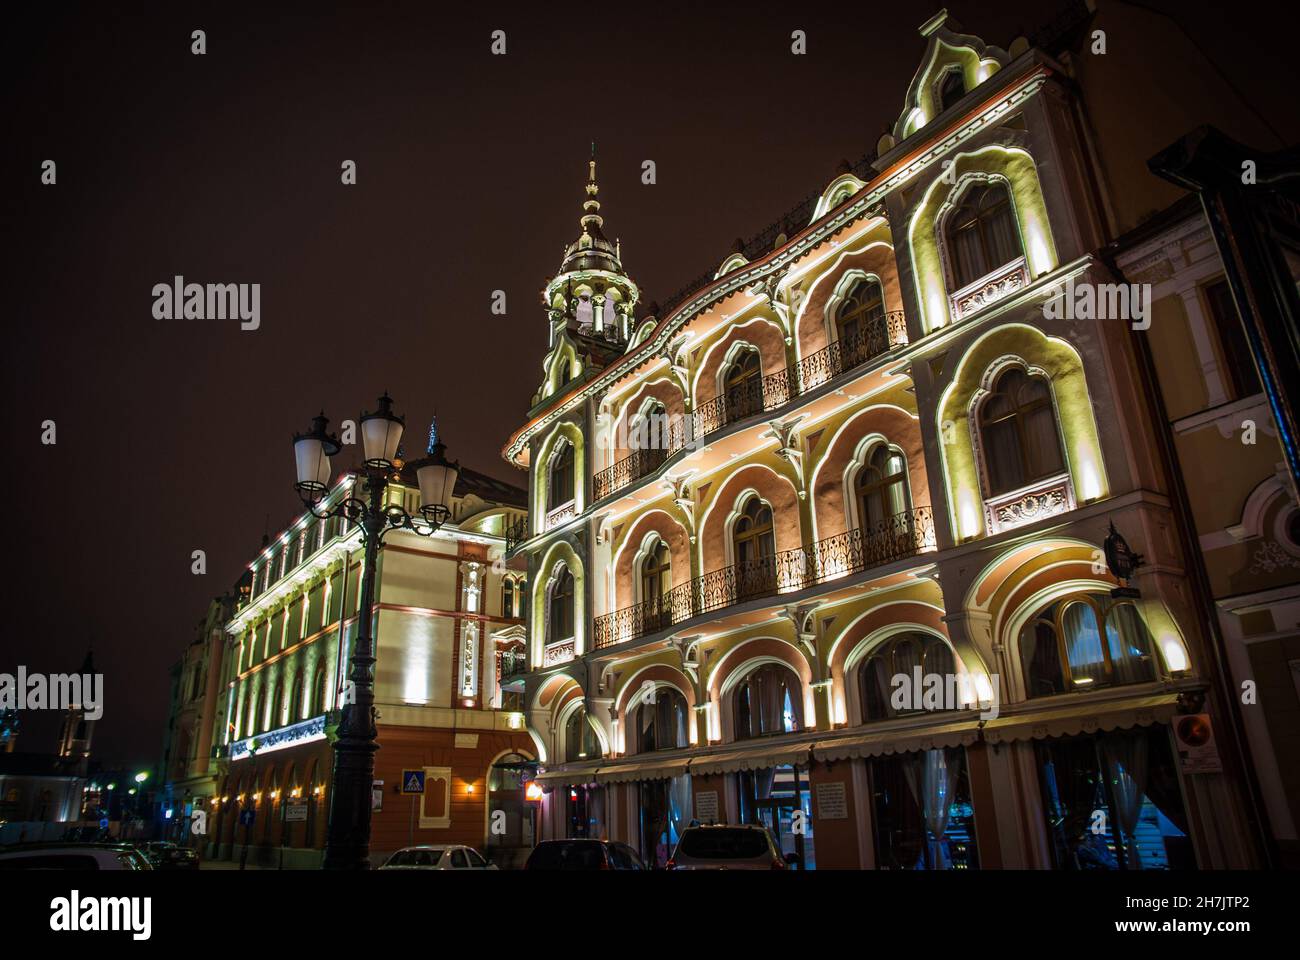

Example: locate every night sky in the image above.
[2,1,1291,764]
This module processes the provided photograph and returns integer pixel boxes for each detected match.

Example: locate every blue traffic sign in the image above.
[400,769,426,795]
[239,809,256,826]
[98,817,109,830]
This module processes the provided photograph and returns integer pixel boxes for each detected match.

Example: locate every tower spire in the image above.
[581,148,603,233]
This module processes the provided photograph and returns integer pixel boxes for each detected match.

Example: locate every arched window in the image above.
[502,578,515,618]
[734,663,802,740]
[253,686,267,734]
[639,538,672,611]
[631,399,668,457]
[312,664,327,715]
[289,672,304,722]
[836,279,886,367]
[242,687,256,738]
[732,496,776,600]
[548,565,575,643]
[858,633,957,722]
[947,181,1020,289]
[1019,592,1157,699]
[268,679,283,731]
[978,368,1066,495]
[855,444,910,529]
[723,347,763,421]
[564,706,602,761]
[548,440,575,511]
[938,68,965,112]
[633,687,689,753]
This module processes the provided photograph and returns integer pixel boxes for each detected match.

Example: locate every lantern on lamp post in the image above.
[292,393,459,870]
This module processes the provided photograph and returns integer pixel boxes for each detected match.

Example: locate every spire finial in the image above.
[581,152,602,231]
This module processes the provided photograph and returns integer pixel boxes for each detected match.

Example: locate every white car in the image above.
[378,844,498,870]
[0,843,153,870]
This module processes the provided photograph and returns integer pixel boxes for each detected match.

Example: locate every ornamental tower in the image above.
[534,157,641,406]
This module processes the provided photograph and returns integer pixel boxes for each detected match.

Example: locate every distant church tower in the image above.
[56,650,96,761]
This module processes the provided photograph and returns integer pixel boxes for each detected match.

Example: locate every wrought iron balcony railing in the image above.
[504,516,529,553]
[592,310,908,503]
[592,506,935,649]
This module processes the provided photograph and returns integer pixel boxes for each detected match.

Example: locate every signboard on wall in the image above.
[695,791,719,824]
[1174,713,1223,773]
[284,801,308,822]
[815,781,848,820]
[372,779,384,812]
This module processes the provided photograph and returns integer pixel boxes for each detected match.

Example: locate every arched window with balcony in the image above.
[632,687,689,753]
[547,440,575,511]
[1019,592,1158,699]
[854,443,910,529]
[722,347,763,422]
[734,662,803,740]
[977,367,1066,496]
[946,181,1020,290]
[732,496,776,600]
[564,705,602,762]
[835,279,886,368]
[639,538,672,612]
[858,632,957,722]
[547,565,575,644]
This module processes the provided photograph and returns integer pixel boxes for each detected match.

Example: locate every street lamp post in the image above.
[292,392,460,870]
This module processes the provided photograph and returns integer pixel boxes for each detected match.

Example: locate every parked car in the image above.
[0,843,153,870]
[523,839,645,870]
[666,824,797,870]
[377,844,498,870]
[142,841,200,870]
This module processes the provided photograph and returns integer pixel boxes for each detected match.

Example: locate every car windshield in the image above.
[678,828,769,859]
[528,842,606,869]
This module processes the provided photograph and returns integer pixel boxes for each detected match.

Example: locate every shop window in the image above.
[547,566,575,643]
[738,765,815,869]
[566,783,605,839]
[1203,279,1261,400]
[633,687,689,753]
[1019,592,1157,698]
[947,181,1020,289]
[547,441,575,511]
[977,367,1066,496]
[1034,727,1192,870]
[869,747,979,869]
[858,632,957,722]
[563,706,602,762]
[639,776,691,868]
[734,663,802,740]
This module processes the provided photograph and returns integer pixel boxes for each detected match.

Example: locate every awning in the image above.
[981,692,1180,745]
[813,719,980,762]
[594,756,691,784]
[687,743,814,776]
[532,764,601,787]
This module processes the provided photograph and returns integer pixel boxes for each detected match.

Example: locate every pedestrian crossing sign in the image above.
[401,769,426,794]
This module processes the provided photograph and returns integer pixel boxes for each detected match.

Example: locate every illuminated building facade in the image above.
[203,462,532,867]
[503,7,1290,869]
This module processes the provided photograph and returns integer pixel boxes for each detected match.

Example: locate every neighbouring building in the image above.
[501,4,1296,869]
[201,451,531,868]
[159,589,244,840]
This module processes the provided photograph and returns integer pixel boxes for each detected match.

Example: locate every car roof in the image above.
[0,842,139,853]
[393,844,460,852]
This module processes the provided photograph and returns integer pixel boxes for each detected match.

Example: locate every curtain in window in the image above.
[1105,604,1156,685]
[667,774,692,846]
[1019,381,1064,480]
[983,198,1019,269]
[863,656,892,720]
[892,637,922,685]
[923,748,956,869]
[1102,731,1150,869]
[1022,621,1064,698]
[1062,602,1107,687]
[982,414,1024,494]
[759,670,786,735]
[951,222,987,288]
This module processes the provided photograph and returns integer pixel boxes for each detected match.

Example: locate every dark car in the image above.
[666,824,797,870]
[142,841,200,870]
[523,839,645,870]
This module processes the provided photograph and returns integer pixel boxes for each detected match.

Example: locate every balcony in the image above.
[983,473,1074,535]
[949,257,1028,323]
[592,506,935,650]
[592,310,907,502]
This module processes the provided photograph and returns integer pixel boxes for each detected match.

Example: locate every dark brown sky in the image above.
[2,0,1293,764]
